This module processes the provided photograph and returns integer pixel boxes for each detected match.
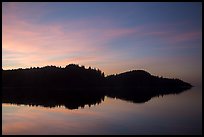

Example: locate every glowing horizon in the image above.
[2,2,202,86]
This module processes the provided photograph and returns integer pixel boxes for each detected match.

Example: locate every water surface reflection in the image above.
[2,86,191,109]
[2,87,202,135]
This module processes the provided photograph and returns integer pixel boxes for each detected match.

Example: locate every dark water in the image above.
[2,87,202,135]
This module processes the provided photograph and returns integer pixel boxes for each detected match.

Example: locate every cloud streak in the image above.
[2,2,202,85]
[2,4,142,71]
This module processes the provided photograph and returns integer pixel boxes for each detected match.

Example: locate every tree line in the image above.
[2,64,193,109]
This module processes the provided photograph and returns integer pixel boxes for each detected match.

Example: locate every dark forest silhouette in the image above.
[2,64,192,109]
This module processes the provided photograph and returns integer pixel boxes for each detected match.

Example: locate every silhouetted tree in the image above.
[2,64,192,108]
[2,64,105,88]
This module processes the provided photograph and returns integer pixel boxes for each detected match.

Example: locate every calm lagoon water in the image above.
[2,87,202,135]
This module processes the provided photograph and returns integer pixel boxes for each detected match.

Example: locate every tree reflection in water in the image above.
[2,86,191,109]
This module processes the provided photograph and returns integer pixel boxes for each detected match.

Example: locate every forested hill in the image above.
[106,70,192,88]
[2,64,193,107]
[2,64,105,88]
[2,64,192,88]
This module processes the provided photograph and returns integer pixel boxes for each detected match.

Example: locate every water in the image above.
[2,87,202,135]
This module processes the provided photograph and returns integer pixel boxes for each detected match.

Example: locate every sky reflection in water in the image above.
[2,87,202,135]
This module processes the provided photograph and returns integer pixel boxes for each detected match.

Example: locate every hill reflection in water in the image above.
[2,64,193,109]
[2,86,191,109]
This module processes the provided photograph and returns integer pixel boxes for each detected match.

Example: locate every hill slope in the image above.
[2,64,193,108]
[106,70,192,88]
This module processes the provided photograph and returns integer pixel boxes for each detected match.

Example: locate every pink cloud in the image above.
[132,28,202,50]
[170,31,202,43]
[3,2,201,81]
[100,28,139,40]
[3,3,146,71]
[142,31,170,36]
[3,8,144,70]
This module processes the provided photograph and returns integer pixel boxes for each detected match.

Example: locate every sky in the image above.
[2,2,202,86]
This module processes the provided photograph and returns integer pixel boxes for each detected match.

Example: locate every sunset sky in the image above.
[2,2,202,85]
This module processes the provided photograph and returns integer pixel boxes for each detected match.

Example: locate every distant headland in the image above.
[2,64,192,88]
[2,64,192,109]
